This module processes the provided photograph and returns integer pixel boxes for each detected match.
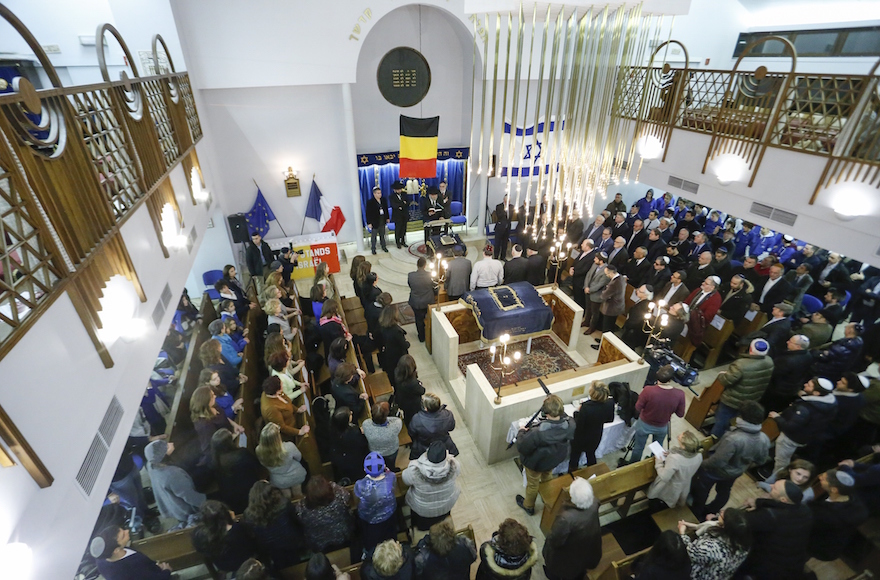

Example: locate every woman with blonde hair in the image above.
[362,539,415,580]
[314,261,335,301]
[255,422,307,497]
[264,298,295,341]
[646,430,703,508]
[569,382,615,471]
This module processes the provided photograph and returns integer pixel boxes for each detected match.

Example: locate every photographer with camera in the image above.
[625,365,686,465]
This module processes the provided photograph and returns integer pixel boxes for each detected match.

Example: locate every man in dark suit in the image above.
[366,186,389,254]
[408,257,437,342]
[420,186,446,243]
[625,247,651,289]
[626,219,647,253]
[525,246,547,286]
[852,275,880,327]
[673,210,697,238]
[673,228,692,258]
[389,180,409,249]
[245,231,275,282]
[504,244,529,285]
[645,228,667,262]
[581,215,606,245]
[607,237,629,269]
[610,212,631,241]
[784,263,813,316]
[647,256,672,291]
[595,228,614,255]
[657,218,675,243]
[688,232,710,262]
[809,252,850,297]
[753,263,793,314]
[494,194,512,260]
[657,270,690,306]
[711,247,733,283]
[685,251,715,291]
[591,265,627,348]
[444,245,472,301]
[745,303,793,355]
[569,238,596,309]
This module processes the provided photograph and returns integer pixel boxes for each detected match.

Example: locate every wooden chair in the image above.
[684,378,725,434]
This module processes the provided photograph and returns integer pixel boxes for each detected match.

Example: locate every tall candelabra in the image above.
[429,256,448,306]
[489,333,521,404]
[550,240,573,287]
[640,299,669,361]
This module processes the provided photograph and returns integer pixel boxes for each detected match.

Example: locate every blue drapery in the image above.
[357,159,465,225]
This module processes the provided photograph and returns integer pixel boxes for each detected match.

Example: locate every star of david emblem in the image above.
[455,151,463,158]
[360,155,368,164]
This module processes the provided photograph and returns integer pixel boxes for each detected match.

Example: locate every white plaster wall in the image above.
[0,161,215,579]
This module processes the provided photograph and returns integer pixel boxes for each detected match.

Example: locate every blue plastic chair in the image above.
[841,290,852,308]
[730,260,743,269]
[202,269,224,301]
[801,294,823,314]
[450,201,466,231]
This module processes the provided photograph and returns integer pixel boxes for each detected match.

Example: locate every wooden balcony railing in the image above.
[612,36,880,196]
[0,5,203,367]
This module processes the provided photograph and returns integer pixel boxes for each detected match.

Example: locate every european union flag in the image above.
[245,189,276,236]
[305,180,323,222]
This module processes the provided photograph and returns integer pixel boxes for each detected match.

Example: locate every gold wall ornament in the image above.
[701,35,796,187]
[349,7,373,41]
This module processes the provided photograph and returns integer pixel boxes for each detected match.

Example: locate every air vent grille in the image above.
[750,202,798,226]
[667,175,699,194]
[187,226,197,254]
[161,284,173,308]
[76,396,124,496]
[152,300,166,330]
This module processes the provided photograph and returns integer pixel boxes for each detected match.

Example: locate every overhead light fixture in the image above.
[712,154,748,186]
[636,135,663,162]
[0,542,32,579]
[160,203,186,250]
[99,275,146,344]
[190,167,209,203]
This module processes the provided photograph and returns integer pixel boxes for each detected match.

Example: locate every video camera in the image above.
[643,341,699,387]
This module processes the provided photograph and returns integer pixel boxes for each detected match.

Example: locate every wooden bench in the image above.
[131,528,218,579]
[538,463,611,535]
[593,546,650,580]
[684,378,724,433]
[589,534,630,580]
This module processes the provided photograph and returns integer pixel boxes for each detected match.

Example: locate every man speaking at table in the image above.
[515,395,575,516]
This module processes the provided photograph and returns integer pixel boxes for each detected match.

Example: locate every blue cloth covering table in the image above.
[460,282,554,341]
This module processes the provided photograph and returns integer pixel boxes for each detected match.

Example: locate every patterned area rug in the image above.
[407,241,429,258]
[457,335,578,386]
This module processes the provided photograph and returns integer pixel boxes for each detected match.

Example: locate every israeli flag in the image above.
[499,117,564,178]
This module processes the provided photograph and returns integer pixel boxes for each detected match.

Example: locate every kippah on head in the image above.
[660,256,669,264]
[859,375,871,389]
[90,526,119,559]
[816,377,835,393]
[364,451,385,476]
[484,243,494,254]
[372,185,381,192]
[680,303,690,314]
[835,470,855,488]
[750,338,769,354]
[598,251,608,260]
[708,276,721,286]
[716,246,729,254]
[784,480,804,505]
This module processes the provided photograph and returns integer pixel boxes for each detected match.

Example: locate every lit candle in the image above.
[514,351,521,361]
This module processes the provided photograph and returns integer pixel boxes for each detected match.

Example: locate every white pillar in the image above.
[341,83,365,252]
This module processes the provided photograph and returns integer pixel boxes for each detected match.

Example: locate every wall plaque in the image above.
[377,47,431,107]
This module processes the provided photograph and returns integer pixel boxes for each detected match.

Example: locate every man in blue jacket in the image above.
[767,376,838,476]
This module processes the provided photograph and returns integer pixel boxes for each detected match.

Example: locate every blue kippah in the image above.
[364,452,385,476]
[750,338,769,354]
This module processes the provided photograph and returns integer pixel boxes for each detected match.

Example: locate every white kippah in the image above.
[89,537,107,559]
[709,276,721,285]
[817,377,835,392]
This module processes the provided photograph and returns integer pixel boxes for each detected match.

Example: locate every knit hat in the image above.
[783,480,804,505]
[427,441,447,464]
[89,526,120,559]
[815,378,835,393]
[774,302,794,316]
[750,338,770,355]
[364,452,385,476]
[270,260,282,271]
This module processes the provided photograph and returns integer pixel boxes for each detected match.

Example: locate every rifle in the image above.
[506,378,551,449]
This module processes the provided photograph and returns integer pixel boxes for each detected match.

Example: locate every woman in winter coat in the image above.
[361,539,415,580]
[354,453,399,553]
[191,500,258,574]
[210,429,263,515]
[568,382,615,472]
[294,476,355,553]
[402,441,461,531]
[329,406,370,484]
[542,478,602,580]
[408,393,459,459]
[678,508,752,580]
[394,355,425,427]
[647,431,703,508]
[414,520,477,580]
[379,305,410,380]
[476,519,538,580]
[241,481,306,569]
[812,322,864,382]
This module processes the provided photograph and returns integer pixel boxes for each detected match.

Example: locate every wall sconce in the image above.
[190,167,209,203]
[160,203,187,250]
[636,135,663,162]
[0,542,32,579]
[99,275,146,344]
[284,166,301,197]
[712,154,748,186]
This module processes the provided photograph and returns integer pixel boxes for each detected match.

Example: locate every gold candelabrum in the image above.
[429,256,448,306]
[489,333,521,404]
[639,299,669,362]
[549,239,573,288]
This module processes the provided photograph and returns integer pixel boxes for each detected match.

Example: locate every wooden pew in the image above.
[538,463,611,535]
[594,546,650,580]
[131,528,218,579]
[684,378,724,434]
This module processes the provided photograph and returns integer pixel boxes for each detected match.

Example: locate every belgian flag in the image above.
[399,115,439,178]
